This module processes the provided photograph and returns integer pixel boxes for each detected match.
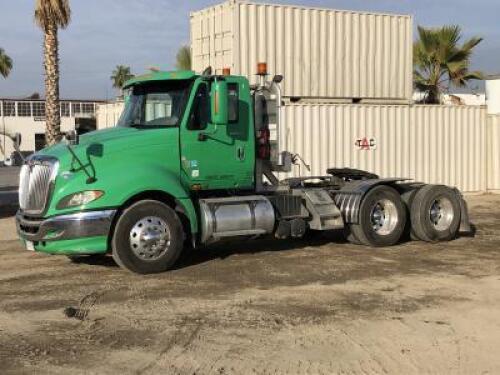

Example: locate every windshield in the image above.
[117,80,192,128]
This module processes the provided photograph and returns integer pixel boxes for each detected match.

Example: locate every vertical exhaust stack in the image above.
[254,62,291,173]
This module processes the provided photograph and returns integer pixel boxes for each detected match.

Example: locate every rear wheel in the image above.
[410,185,461,242]
[112,200,184,274]
[347,186,407,247]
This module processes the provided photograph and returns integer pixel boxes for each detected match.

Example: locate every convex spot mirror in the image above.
[272,75,283,83]
[210,80,229,125]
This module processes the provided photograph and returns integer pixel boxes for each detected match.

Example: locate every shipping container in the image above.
[281,104,487,193]
[95,101,490,194]
[191,0,413,101]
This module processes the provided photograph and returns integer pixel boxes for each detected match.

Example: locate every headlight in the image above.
[56,190,104,209]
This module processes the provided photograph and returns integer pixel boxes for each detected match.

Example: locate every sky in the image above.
[0,0,498,99]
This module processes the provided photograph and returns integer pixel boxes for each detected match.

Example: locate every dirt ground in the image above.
[1,194,500,374]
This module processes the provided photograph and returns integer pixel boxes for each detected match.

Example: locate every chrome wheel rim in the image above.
[129,216,171,261]
[429,197,454,231]
[370,199,399,235]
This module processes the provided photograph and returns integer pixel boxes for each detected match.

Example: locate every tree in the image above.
[34,0,71,145]
[0,48,13,78]
[111,65,134,97]
[414,25,483,104]
[111,65,134,89]
[175,45,191,71]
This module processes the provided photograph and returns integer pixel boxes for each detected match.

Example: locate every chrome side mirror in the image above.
[272,75,283,83]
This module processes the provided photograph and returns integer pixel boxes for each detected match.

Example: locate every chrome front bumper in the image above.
[16,210,116,242]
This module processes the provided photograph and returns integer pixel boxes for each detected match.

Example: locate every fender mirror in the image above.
[210,79,229,125]
[65,130,79,146]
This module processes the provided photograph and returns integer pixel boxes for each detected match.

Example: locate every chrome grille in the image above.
[18,156,58,215]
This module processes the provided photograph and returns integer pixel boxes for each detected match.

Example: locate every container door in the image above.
[180,80,253,190]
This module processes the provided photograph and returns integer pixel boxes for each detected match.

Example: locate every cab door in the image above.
[180,79,254,191]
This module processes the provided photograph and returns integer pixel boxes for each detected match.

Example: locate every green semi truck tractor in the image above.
[16,65,471,274]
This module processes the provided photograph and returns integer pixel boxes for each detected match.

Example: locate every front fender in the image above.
[111,167,198,234]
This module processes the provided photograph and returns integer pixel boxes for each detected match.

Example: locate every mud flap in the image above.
[454,188,472,234]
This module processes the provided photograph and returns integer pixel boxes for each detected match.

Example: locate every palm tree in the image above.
[175,45,191,71]
[111,65,134,97]
[414,25,483,104]
[0,48,13,78]
[34,0,71,145]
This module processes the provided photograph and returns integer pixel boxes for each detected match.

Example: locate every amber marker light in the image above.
[257,62,268,75]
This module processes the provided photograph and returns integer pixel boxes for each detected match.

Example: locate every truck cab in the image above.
[16,67,470,274]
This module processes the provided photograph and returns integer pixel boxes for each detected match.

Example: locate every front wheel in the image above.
[112,200,184,274]
[347,186,407,247]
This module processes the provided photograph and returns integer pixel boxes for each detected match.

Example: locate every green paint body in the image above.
[29,71,256,255]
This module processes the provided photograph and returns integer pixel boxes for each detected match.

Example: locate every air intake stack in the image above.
[253,63,291,180]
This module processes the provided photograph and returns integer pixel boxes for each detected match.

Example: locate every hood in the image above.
[37,126,174,169]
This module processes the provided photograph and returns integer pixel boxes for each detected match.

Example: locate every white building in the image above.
[413,92,486,106]
[0,98,105,162]
[96,100,124,130]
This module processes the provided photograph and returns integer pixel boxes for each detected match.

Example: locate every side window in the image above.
[228,83,239,123]
[188,83,210,130]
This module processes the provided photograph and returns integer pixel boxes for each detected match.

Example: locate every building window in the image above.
[32,102,46,117]
[71,103,81,116]
[81,103,95,115]
[17,102,32,117]
[2,101,16,116]
[60,102,70,117]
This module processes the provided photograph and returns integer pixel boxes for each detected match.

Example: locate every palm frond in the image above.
[413,24,483,102]
[111,65,134,90]
[34,0,71,30]
[0,48,13,78]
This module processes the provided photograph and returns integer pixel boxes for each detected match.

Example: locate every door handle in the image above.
[198,133,208,142]
[237,147,245,160]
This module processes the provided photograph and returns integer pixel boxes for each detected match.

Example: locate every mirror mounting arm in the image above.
[64,135,97,184]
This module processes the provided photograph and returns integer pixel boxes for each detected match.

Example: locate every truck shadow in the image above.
[172,230,348,270]
[68,231,348,270]
[68,227,476,271]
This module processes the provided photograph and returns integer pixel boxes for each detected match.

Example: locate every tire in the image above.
[111,200,185,274]
[343,227,362,245]
[410,185,461,242]
[348,185,407,247]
